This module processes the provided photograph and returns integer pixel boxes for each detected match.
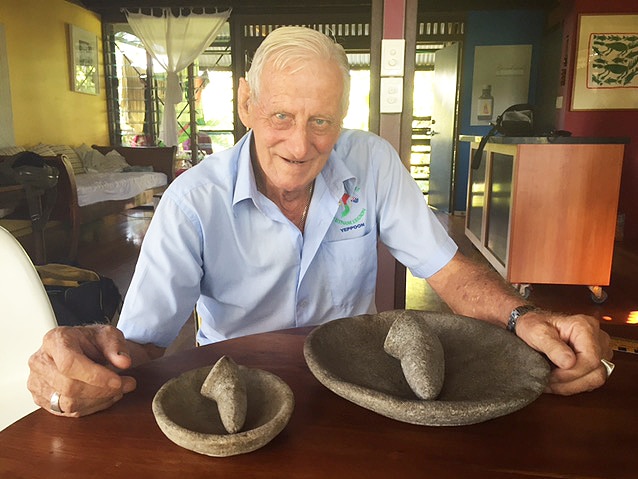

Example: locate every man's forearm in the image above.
[427,252,530,327]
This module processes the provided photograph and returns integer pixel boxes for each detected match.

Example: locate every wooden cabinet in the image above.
[463,138,625,291]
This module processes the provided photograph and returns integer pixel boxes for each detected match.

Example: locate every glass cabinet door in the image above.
[486,152,513,266]
[467,148,486,241]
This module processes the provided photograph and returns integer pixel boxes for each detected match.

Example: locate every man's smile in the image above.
[282,157,307,165]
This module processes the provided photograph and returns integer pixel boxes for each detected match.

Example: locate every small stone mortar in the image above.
[153,356,294,457]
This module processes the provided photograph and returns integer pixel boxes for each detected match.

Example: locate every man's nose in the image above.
[286,122,310,160]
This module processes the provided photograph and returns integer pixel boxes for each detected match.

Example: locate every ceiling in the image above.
[70,0,560,22]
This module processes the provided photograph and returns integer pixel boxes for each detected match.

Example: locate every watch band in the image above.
[507,305,538,333]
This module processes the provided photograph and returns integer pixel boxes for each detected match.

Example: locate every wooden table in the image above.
[1,327,636,478]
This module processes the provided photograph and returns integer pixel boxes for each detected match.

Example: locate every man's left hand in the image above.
[515,311,613,395]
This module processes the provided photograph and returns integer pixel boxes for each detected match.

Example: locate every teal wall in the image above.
[455,10,546,212]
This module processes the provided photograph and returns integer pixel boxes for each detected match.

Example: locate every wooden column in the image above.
[373,0,417,311]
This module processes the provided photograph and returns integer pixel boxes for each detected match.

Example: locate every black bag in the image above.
[472,104,536,170]
[0,151,59,230]
[36,264,122,327]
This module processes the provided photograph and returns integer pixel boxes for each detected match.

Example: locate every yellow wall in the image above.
[0,0,108,146]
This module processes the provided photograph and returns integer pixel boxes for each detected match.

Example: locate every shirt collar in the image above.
[232,131,258,207]
[232,129,357,207]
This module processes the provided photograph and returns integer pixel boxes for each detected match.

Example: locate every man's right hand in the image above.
[27,325,137,417]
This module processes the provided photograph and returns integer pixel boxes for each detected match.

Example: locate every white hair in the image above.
[245,26,351,116]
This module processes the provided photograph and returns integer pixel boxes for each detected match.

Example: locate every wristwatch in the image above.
[507,305,538,333]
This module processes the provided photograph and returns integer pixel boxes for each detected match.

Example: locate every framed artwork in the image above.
[571,14,638,110]
[68,24,99,95]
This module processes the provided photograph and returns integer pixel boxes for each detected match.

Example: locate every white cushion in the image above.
[50,144,85,175]
[75,171,167,206]
[27,143,56,156]
[73,143,94,165]
[0,145,25,156]
[83,149,130,173]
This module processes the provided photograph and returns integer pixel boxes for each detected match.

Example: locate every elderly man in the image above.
[28,26,612,417]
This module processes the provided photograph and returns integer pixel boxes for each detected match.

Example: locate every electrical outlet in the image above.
[380,77,403,113]
[381,39,405,77]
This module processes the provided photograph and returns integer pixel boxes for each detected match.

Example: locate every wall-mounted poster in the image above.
[571,14,638,110]
[68,24,99,95]
[470,45,532,126]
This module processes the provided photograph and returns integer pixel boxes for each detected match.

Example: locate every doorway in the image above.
[409,15,464,210]
[406,14,465,309]
[428,41,461,213]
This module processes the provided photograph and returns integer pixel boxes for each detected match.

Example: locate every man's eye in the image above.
[312,118,331,129]
[271,113,293,129]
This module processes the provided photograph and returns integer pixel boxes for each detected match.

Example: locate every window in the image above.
[103,22,234,154]
[104,25,160,147]
[103,17,373,153]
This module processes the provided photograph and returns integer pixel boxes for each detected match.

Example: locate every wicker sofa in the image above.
[0,145,176,261]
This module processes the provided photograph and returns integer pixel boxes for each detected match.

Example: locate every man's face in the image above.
[238,59,345,194]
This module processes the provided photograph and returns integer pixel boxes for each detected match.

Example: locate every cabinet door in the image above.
[507,143,623,285]
[466,147,486,242]
[486,152,513,267]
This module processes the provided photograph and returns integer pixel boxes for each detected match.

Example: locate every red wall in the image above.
[556,0,638,243]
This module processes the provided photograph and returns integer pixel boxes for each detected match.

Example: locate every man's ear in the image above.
[237,78,252,128]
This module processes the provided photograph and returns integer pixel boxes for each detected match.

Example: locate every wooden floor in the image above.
[72,208,638,346]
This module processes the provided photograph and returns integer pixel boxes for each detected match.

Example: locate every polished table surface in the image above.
[1,326,636,478]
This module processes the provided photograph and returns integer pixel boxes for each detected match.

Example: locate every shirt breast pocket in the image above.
[320,230,378,307]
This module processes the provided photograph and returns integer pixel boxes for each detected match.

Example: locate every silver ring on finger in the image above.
[601,358,615,378]
[50,391,64,413]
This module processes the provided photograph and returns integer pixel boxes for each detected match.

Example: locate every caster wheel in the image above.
[590,289,608,304]
[518,284,531,299]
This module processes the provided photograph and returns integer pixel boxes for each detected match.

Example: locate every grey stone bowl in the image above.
[152,364,294,456]
[304,310,550,426]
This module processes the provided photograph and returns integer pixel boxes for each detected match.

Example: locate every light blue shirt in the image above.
[117,129,457,347]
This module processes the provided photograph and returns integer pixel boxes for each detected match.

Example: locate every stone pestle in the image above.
[200,355,248,434]
[383,314,445,400]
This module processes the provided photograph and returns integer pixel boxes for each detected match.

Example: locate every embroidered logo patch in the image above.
[334,186,366,232]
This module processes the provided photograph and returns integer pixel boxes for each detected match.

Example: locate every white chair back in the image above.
[0,226,57,431]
